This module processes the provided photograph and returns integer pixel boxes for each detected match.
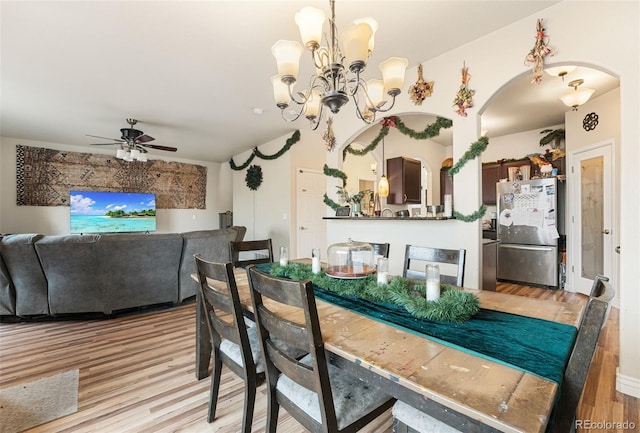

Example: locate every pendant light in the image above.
[378,137,389,197]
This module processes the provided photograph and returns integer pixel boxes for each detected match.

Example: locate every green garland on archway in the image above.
[271,262,480,323]
[323,164,348,210]
[341,115,453,161]
[447,135,489,177]
[229,130,300,171]
[453,205,487,222]
[394,116,453,140]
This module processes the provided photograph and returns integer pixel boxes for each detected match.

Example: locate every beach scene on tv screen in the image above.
[70,191,156,234]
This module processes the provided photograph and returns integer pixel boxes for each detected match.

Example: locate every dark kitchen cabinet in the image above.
[500,158,532,179]
[440,167,453,205]
[387,157,421,204]
[482,163,501,204]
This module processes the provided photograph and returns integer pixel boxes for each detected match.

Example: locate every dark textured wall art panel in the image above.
[16,145,207,209]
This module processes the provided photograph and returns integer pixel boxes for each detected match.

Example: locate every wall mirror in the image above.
[342,113,453,214]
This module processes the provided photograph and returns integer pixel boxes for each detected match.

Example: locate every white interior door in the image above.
[296,168,327,259]
[569,142,613,295]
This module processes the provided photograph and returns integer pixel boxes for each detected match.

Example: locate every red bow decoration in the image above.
[380,116,397,129]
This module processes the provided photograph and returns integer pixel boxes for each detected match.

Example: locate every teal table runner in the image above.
[256,263,577,386]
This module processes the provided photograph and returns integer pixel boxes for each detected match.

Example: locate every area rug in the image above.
[0,370,79,433]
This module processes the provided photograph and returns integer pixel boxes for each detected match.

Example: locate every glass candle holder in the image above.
[311,248,321,274]
[279,246,289,266]
[426,264,440,301]
[377,257,389,285]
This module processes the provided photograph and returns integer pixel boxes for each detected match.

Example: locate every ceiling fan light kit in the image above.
[270,0,408,131]
[87,118,177,162]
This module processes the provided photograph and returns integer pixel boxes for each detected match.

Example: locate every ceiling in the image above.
[1,1,619,163]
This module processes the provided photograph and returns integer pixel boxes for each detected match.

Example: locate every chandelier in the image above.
[270,0,408,130]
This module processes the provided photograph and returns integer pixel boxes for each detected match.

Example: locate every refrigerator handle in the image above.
[499,244,555,252]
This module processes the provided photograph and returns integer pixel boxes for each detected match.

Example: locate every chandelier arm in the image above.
[312,47,331,71]
[351,93,375,124]
[280,105,307,123]
[344,71,364,97]
[371,93,398,113]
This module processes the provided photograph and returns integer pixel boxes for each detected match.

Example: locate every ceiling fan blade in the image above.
[90,142,121,146]
[136,134,155,143]
[86,134,123,142]
[142,144,178,152]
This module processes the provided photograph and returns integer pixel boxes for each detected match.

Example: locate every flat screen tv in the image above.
[70,191,157,234]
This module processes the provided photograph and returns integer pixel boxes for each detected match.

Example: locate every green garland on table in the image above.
[270,262,480,323]
[229,130,300,171]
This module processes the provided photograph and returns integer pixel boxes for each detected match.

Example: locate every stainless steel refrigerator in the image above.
[496,177,564,288]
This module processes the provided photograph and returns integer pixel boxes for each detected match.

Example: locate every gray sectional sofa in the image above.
[0,226,246,317]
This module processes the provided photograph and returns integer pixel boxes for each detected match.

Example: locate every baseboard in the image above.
[616,367,640,398]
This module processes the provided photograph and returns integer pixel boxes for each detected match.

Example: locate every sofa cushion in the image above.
[0,234,48,315]
[178,227,246,302]
[0,245,16,315]
[97,233,183,312]
[35,234,104,315]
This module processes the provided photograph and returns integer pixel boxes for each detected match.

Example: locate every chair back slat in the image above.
[353,241,390,259]
[256,305,309,351]
[549,277,615,433]
[230,239,273,268]
[247,265,340,430]
[194,254,253,367]
[265,340,317,391]
[403,245,466,286]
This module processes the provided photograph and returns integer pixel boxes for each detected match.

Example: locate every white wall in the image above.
[0,137,232,234]
[231,130,326,255]
[481,124,564,163]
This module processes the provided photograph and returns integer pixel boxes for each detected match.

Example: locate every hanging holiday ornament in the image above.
[452,61,475,117]
[524,19,554,84]
[323,117,336,151]
[408,64,434,105]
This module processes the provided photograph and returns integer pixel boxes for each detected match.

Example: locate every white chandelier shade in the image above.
[271,0,408,130]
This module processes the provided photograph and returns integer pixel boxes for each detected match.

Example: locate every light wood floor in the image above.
[0,283,637,433]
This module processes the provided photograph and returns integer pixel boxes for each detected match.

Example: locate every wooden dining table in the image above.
[193,263,584,433]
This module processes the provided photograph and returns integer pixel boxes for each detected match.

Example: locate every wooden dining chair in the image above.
[246,265,395,433]
[402,245,466,286]
[353,241,390,259]
[230,239,273,268]
[549,275,615,433]
[194,254,265,432]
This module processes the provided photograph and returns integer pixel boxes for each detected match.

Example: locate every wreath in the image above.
[271,262,480,323]
[245,165,263,190]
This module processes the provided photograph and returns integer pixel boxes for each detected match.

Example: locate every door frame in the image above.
[567,140,616,298]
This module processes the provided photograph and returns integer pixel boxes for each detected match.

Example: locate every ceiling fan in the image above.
[87,118,177,161]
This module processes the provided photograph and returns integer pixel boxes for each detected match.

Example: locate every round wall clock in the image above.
[583,112,599,131]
